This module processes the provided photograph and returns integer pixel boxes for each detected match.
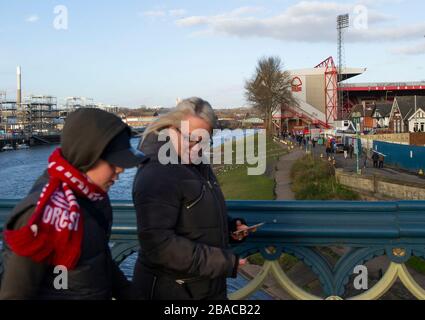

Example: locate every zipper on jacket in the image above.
[186,165,227,247]
[207,180,213,189]
[150,276,158,300]
[205,167,227,247]
[186,185,206,209]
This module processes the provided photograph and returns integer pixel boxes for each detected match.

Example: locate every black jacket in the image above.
[132,133,242,300]
[0,172,134,300]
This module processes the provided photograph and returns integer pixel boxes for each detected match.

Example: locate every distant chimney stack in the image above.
[16,66,22,108]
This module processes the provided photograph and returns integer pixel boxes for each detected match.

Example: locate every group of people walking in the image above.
[0,97,251,300]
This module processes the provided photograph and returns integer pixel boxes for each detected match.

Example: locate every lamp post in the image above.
[353,118,361,175]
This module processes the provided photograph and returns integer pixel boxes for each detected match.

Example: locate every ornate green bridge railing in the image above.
[2,199,425,300]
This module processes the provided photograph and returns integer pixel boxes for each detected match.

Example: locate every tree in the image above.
[245,56,297,133]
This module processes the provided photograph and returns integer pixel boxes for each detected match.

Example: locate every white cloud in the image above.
[229,6,264,16]
[140,10,166,18]
[357,0,405,7]
[140,8,188,19]
[169,9,187,17]
[392,42,425,55]
[176,16,209,27]
[174,1,424,44]
[350,23,425,42]
[26,15,39,23]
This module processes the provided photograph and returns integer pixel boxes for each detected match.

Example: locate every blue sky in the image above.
[0,0,424,108]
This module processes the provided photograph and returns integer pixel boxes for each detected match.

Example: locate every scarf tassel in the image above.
[4,226,54,265]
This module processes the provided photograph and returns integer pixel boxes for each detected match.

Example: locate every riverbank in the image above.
[215,134,287,200]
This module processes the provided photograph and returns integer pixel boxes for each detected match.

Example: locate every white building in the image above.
[408,107,425,132]
[389,96,425,133]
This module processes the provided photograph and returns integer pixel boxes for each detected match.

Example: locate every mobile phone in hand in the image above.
[232,222,265,235]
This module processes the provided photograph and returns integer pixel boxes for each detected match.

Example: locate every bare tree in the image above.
[245,56,296,133]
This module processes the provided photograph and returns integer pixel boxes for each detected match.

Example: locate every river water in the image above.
[0,130,271,299]
[0,129,257,200]
[0,140,139,200]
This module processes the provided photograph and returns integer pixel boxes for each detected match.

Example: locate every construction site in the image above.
[0,67,120,149]
[0,66,63,148]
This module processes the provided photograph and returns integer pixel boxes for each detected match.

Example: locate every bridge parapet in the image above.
[1,199,425,300]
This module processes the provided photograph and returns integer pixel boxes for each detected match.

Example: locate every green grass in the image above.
[218,164,276,200]
[247,252,299,271]
[216,134,286,200]
[407,256,425,275]
[291,155,360,201]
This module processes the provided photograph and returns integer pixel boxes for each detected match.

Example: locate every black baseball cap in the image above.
[101,129,149,168]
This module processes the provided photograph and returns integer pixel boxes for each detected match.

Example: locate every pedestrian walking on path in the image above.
[372,152,379,168]
[363,150,368,169]
[378,154,385,169]
[349,144,354,159]
[325,140,331,158]
[343,145,348,160]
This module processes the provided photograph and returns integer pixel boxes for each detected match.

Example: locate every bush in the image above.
[291,155,360,200]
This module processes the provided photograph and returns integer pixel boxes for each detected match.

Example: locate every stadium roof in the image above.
[290,67,366,81]
[340,82,425,92]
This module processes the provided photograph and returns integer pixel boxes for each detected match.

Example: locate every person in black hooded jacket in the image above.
[132,97,250,300]
[0,108,149,300]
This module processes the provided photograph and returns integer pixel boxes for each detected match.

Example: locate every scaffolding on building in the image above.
[0,92,19,134]
[2,92,119,137]
[64,97,119,114]
[22,95,62,135]
[60,96,97,118]
[65,96,95,110]
[95,103,119,114]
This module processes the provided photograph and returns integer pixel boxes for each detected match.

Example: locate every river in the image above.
[0,129,257,200]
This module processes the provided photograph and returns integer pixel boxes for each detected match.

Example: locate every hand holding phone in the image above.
[232,222,265,236]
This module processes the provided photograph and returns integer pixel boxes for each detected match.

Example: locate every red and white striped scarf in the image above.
[4,148,106,269]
